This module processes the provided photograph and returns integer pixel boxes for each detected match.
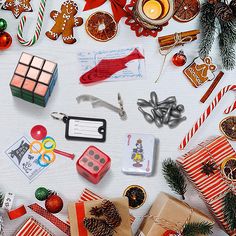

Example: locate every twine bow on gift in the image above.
[195,57,217,78]
[83,0,128,22]
[142,203,194,235]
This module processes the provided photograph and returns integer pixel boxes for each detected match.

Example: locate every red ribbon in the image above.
[83,0,128,22]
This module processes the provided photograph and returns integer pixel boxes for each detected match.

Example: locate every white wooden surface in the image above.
[0,0,235,235]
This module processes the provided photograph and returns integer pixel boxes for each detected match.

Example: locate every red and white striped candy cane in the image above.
[17,0,47,46]
[180,85,236,150]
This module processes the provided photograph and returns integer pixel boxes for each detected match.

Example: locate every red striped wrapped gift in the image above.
[14,218,53,236]
[177,136,236,235]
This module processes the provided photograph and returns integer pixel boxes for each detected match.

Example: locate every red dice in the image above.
[76,146,111,184]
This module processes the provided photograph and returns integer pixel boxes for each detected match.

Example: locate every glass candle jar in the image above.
[133,0,174,30]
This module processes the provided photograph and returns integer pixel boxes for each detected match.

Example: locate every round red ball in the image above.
[172,50,187,67]
[0,32,12,50]
[45,194,63,214]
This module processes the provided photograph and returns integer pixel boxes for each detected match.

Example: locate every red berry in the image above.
[45,194,63,214]
[172,50,187,67]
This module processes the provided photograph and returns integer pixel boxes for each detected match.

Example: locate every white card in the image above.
[4,136,47,182]
[78,46,146,82]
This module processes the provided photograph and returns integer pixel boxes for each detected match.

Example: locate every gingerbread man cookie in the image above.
[45,0,83,44]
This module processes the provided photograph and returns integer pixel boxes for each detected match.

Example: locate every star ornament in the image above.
[1,0,33,19]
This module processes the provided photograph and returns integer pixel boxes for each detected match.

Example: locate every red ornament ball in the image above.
[0,31,12,50]
[45,194,63,214]
[163,230,178,236]
[172,50,187,67]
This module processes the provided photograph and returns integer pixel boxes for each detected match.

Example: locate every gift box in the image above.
[14,217,53,236]
[136,192,214,236]
[79,188,135,224]
[177,136,236,235]
[68,197,132,236]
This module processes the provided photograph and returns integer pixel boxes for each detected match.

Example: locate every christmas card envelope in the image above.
[68,197,132,236]
[177,136,236,235]
[122,133,156,176]
[137,192,214,236]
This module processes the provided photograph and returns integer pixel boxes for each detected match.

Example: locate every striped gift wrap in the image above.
[177,136,236,236]
[14,217,53,236]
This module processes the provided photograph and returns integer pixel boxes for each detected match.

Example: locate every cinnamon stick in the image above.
[200,71,224,103]
[160,36,197,49]
[158,30,200,47]
[158,30,200,43]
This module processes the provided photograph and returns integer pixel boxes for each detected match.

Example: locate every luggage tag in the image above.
[51,112,106,142]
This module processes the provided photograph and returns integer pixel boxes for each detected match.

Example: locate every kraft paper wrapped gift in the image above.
[136,192,214,236]
[177,136,236,235]
[68,197,132,236]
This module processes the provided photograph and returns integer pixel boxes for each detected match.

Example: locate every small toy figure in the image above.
[132,139,144,167]
[45,0,83,44]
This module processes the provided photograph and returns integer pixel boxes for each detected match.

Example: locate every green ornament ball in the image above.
[0,19,7,32]
[35,187,50,201]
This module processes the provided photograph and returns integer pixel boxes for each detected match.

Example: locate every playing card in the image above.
[122,134,156,176]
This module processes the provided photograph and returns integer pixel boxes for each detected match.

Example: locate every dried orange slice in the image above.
[159,0,170,19]
[221,157,236,181]
[173,0,200,23]
[85,11,118,42]
[219,116,236,141]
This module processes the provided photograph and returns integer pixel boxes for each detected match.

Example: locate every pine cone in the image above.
[84,218,114,236]
[90,206,103,217]
[101,200,122,228]
[230,0,236,16]
[215,2,234,21]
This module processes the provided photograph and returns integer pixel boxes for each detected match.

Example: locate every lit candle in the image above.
[143,0,163,20]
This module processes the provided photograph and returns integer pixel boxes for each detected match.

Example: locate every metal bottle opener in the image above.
[76,93,127,120]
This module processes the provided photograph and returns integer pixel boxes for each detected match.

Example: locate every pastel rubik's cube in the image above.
[10,53,58,107]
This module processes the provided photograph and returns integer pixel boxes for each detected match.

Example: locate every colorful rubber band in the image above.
[37,154,51,167]
[42,136,56,151]
[29,140,42,154]
[41,151,56,164]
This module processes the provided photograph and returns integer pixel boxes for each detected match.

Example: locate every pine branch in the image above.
[219,20,236,70]
[162,158,187,200]
[199,2,217,58]
[183,222,213,236]
[223,191,236,230]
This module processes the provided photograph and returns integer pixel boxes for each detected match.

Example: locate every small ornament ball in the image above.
[172,50,187,67]
[0,18,7,32]
[45,194,63,214]
[35,187,50,201]
[163,230,179,236]
[0,32,12,50]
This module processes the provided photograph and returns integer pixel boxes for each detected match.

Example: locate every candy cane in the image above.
[180,85,236,150]
[17,0,47,46]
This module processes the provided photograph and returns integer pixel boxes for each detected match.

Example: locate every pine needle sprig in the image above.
[219,20,236,70]
[199,2,217,58]
[223,191,236,230]
[183,222,213,236]
[162,158,187,200]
